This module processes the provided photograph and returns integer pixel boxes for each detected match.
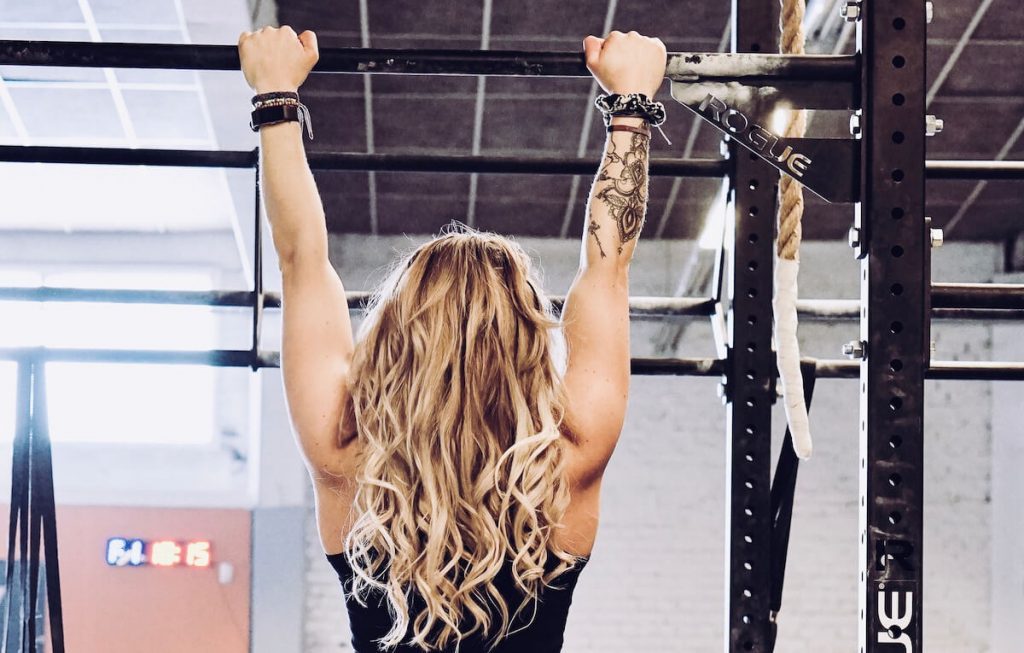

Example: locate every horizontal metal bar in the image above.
[0,287,274,307]
[0,288,715,318]
[1,40,857,82]
[5,288,1023,321]
[795,299,1024,321]
[0,145,728,178]
[7,146,1013,184]
[0,347,723,376]
[631,357,725,376]
[932,282,1024,310]
[666,52,857,83]
[926,361,1024,381]
[813,359,1024,381]
[0,348,1016,380]
[0,347,277,368]
[926,160,1024,181]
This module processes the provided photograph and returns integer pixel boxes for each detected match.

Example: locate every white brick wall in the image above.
[298,237,1000,652]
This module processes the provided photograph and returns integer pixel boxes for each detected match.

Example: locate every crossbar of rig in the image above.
[2,146,1019,183]
[0,145,727,178]
[0,40,857,82]
[0,348,1019,381]
[4,287,1023,321]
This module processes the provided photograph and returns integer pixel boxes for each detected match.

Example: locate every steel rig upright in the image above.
[855,1,928,651]
[725,0,780,650]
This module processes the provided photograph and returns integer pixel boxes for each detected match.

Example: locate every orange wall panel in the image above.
[1,505,251,653]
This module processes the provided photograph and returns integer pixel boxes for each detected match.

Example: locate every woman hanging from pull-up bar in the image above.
[238,25,666,652]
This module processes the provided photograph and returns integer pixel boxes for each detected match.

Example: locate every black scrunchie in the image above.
[594,93,667,127]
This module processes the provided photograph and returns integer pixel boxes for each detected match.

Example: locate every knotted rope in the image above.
[774,0,812,459]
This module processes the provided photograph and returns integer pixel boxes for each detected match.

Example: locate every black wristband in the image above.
[250,104,301,131]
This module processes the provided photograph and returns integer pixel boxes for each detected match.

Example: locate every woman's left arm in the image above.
[239,26,357,482]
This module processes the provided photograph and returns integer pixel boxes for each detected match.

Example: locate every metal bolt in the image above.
[926,1,934,23]
[849,113,862,137]
[930,227,944,248]
[719,139,730,158]
[842,340,867,360]
[925,115,944,136]
[848,226,862,249]
[840,0,861,21]
[717,374,729,404]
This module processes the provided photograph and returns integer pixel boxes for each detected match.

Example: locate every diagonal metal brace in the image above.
[670,81,860,203]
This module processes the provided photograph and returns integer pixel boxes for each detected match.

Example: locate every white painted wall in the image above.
[990,271,1024,653]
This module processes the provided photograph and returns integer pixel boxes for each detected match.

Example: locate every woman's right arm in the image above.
[561,31,666,490]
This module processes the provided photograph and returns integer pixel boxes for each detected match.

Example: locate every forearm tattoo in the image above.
[588,132,650,257]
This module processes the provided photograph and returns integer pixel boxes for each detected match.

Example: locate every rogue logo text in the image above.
[877,587,914,652]
[697,94,812,178]
[874,539,916,652]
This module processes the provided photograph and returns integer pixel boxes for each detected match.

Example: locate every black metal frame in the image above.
[857,2,927,651]
[1,12,1023,650]
[723,1,779,649]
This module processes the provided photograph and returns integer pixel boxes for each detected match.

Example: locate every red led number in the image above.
[150,540,182,567]
[185,541,211,567]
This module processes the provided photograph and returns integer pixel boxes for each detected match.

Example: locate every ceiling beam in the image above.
[466,0,493,228]
[557,0,620,239]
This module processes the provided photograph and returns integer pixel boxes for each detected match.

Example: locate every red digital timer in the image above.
[106,538,212,568]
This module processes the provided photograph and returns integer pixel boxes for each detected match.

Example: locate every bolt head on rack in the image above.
[926,1,934,23]
[925,115,944,136]
[840,0,861,22]
[849,113,862,136]
[842,340,866,360]
[848,226,862,249]
[930,228,944,248]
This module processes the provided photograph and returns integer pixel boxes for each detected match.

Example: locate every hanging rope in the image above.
[774,0,812,459]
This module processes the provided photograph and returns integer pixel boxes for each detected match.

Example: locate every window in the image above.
[0,269,221,445]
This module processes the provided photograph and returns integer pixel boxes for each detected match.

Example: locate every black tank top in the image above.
[325,552,588,653]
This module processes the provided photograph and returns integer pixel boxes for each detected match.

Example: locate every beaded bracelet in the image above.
[250,93,314,140]
[251,91,299,104]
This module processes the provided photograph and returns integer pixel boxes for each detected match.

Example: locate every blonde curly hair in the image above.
[343,226,580,650]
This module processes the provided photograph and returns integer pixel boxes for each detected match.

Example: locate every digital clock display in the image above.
[106,538,212,568]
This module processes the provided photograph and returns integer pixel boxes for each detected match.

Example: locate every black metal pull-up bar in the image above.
[3,287,1022,321]
[0,40,858,83]
[0,145,728,178]
[5,146,1021,184]
[0,347,1019,381]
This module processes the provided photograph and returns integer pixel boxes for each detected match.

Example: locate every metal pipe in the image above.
[0,347,276,368]
[0,347,723,376]
[8,144,1021,183]
[0,288,715,317]
[0,146,729,178]
[932,282,1024,310]
[0,40,857,82]
[926,160,1024,181]
[813,359,1024,381]
[631,357,725,376]
[4,288,1022,321]
[0,347,1017,380]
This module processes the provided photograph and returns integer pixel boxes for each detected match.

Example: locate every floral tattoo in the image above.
[588,132,649,257]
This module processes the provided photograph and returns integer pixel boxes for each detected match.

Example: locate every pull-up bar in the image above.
[0,40,858,83]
